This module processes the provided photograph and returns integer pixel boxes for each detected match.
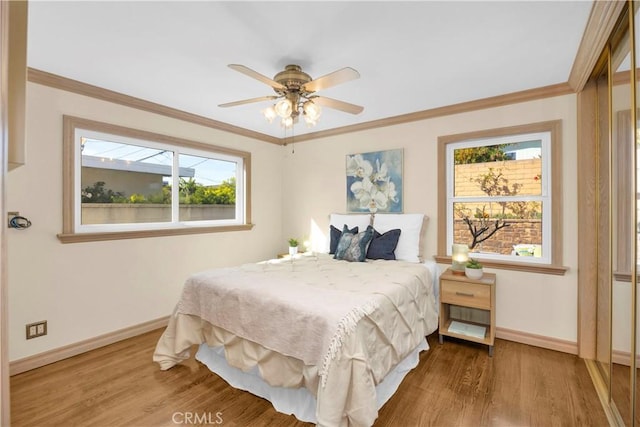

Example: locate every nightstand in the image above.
[439,268,496,356]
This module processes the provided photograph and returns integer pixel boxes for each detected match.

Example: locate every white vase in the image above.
[289,246,298,256]
[465,267,483,279]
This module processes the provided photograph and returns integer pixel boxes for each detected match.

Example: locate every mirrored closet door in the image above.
[634,2,640,422]
[610,16,633,424]
[585,2,640,425]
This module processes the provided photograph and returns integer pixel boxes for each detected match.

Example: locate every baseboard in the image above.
[497,327,640,366]
[9,315,170,376]
[612,349,640,367]
[9,319,576,375]
[496,327,578,355]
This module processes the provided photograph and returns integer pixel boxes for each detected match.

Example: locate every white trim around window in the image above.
[436,120,567,275]
[445,131,552,264]
[58,116,253,243]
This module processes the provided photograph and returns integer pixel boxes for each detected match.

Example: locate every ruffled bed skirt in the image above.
[195,338,428,424]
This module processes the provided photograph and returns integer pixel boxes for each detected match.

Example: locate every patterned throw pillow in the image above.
[366,228,401,260]
[334,226,374,262]
[329,224,359,254]
[372,214,424,262]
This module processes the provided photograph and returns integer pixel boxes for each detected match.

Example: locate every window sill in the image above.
[613,271,640,283]
[433,255,568,276]
[57,223,254,243]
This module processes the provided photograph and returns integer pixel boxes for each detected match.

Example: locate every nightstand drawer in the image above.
[441,280,491,309]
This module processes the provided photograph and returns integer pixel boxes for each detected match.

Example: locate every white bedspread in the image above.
[154,253,439,427]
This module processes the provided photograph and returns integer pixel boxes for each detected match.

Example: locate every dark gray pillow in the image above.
[334,226,374,262]
[329,224,358,254]
[366,228,401,260]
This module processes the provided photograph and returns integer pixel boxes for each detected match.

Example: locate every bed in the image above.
[153,213,439,427]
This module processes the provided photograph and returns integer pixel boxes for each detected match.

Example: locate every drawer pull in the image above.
[455,291,475,297]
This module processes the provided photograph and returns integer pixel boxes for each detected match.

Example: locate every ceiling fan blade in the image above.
[313,96,364,115]
[228,64,286,91]
[218,95,278,108]
[302,67,360,93]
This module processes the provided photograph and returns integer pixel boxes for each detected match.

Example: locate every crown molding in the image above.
[29,68,574,146]
[568,0,627,92]
[293,82,573,143]
[27,68,280,145]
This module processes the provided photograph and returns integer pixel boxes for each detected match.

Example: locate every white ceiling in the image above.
[27,1,593,139]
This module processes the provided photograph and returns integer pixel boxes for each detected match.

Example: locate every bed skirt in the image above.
[195,338,429,424]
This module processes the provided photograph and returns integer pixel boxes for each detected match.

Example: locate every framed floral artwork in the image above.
[346,149,403,213]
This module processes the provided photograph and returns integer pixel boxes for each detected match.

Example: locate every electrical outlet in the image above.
[26,320,47,339]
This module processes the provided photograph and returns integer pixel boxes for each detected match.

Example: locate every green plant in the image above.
[81,181,125,203]
[129,193,147,204]
[466,258,483,269]
[454,144,510,165]
[288,238,299,247]
[180,177,236,205]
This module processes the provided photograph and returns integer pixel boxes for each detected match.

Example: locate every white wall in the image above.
[9,85,580,361]
[7,83,284,361]
[281,94,579,342]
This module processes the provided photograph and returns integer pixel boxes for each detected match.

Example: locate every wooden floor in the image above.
[10,329,608,427]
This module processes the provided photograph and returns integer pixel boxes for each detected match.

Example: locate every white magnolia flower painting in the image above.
[346,149,403,213]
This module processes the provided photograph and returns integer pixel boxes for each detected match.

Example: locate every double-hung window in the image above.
[59,116,252,242]
[437,121,564,273]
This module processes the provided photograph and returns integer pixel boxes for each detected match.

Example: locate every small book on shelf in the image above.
[448,320,486,339]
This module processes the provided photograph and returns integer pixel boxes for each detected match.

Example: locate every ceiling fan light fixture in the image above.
[304,116,317,128]
[281,116,294,128]
[275,99,293,118]
[262,105,277,123]
[221,64,362,130]
[303,100,321,121]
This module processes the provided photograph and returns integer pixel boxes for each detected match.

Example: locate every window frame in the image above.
[59,115,253,243]
[446,131,551,264]
[436,120,567,275]
[612,109,639,282]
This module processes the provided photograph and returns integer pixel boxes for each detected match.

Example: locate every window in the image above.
[613,109,640,280]
[437,121,565,274]
[59,116,252,243]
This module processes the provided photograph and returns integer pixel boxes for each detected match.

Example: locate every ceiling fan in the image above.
[219,64,364,127]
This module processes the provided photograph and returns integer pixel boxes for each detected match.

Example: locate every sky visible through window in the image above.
[81,138,236,186]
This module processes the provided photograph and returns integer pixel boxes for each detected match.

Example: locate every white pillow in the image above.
[373,213,425,262]
[329,213,372,230]
[328,214,372,253]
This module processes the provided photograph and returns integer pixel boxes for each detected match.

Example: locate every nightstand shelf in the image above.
[439,268,496,356]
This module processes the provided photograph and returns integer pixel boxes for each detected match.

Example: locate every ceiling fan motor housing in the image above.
[273,64,312,94]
